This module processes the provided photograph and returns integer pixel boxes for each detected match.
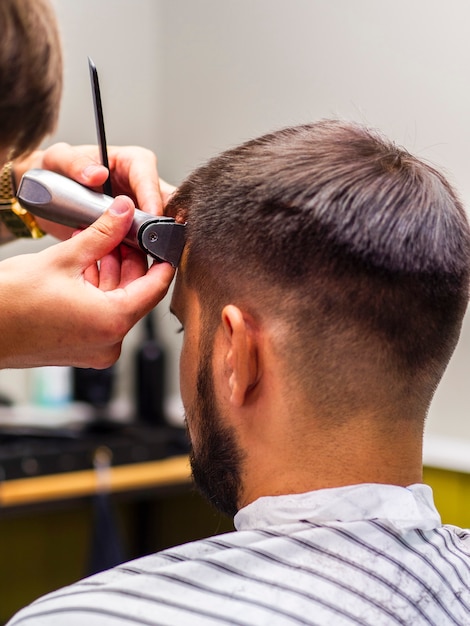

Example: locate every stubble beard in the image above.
[186,352,245,518]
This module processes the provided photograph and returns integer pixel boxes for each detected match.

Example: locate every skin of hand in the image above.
[0,195,175,369]
[13,143,177,239]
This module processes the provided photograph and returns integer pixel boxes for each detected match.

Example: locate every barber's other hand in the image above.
[40,143,176,214]
[0,196,174,369]
[14,143,176,238]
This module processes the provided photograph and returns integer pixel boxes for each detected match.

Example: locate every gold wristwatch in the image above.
[0,161,44,238]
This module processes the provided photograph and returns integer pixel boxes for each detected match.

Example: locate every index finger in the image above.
[107,146,162,216]
[41,142,110,188]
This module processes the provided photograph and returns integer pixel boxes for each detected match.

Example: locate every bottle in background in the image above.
[135,312,166,426]
[72,365,115,421]
[30,366,72,408]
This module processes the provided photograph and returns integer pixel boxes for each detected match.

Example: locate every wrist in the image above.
[10,150,43,186]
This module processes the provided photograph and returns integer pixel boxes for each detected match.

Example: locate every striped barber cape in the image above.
[8,483,470,625]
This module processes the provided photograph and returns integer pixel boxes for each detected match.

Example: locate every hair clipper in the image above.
[17,169,185,268]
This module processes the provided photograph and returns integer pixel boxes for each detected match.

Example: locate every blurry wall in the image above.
[0,0,469,441]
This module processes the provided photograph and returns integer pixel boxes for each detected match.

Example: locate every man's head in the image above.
[0,0,62,161]
[168,120,470,515]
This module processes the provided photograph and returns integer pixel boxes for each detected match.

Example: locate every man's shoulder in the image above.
[8,520,470,625]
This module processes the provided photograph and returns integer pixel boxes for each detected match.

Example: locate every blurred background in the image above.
[1,0,469,449]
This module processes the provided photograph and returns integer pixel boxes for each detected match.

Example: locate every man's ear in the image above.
[221,305,259,407]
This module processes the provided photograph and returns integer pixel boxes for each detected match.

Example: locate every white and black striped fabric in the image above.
[8,483,470,625]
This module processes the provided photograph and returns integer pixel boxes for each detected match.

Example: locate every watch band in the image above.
[0,161,45,239]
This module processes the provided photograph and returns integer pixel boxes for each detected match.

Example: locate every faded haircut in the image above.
[168,120,470,414]
[0,0,63,158]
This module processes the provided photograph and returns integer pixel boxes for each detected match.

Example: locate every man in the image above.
[0,0,175,369]
[9,120,470,624]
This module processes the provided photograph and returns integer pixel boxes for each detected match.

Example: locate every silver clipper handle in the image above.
[17,169,185,267]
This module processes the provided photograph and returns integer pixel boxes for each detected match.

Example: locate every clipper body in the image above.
[18,169,185,268]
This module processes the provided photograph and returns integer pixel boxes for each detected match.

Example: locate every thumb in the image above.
[68,196,135,268]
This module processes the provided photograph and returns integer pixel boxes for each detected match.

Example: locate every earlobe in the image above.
[221,305,259,407]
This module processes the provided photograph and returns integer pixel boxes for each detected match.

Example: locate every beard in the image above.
[186,350,245,518]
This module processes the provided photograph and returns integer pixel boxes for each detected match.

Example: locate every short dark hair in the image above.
[168,120,470,417]
[0,0,63,158]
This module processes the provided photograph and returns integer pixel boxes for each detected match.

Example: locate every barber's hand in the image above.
[14,143,176,238]
[0,196,174,369]
[40,143,176,214]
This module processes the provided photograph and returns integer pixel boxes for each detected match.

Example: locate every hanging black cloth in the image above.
[87,446,125,575]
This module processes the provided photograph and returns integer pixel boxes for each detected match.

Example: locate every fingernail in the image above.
[109,196,130,215]
[82,164,103,180]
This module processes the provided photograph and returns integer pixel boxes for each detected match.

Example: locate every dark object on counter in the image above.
[73,365,115,418]
[135,313,166,426]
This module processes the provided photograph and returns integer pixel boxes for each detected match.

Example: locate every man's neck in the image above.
[237,409,424,509]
